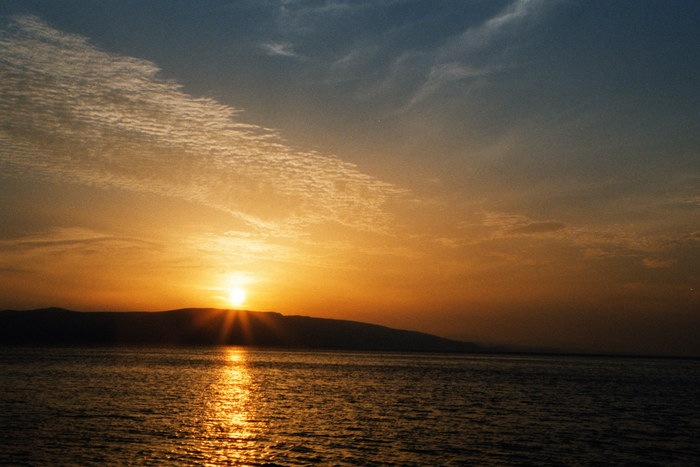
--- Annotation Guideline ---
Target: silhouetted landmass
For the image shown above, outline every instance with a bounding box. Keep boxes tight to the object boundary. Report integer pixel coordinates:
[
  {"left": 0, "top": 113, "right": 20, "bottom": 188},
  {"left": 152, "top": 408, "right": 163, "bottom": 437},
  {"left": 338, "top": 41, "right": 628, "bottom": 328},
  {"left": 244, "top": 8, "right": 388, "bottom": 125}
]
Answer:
[{"left": 0, "top": 308, "right": 479, "bottom": 352}]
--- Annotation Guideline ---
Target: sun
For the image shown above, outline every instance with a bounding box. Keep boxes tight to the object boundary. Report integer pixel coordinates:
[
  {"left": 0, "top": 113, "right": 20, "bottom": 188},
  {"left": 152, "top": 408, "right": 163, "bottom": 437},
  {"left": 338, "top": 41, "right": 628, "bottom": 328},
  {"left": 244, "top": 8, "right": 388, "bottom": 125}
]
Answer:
[{"left": 227, "top": 287, "right": 246, "bottom": 307}]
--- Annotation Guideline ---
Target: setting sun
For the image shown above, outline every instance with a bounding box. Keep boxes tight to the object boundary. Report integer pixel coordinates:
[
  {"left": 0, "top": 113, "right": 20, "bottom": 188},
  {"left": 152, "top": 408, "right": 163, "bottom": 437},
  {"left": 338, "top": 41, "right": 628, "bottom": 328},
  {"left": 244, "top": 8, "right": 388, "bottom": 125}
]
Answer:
[
  {"left": 228, "top": 287, "right": 247, "bottom": 307},
  {"left": 1, "top": 3, "right": 698, "bottom": 360},
  {"left": 1, "top": 4, "right": 699, "bottom": 465}
]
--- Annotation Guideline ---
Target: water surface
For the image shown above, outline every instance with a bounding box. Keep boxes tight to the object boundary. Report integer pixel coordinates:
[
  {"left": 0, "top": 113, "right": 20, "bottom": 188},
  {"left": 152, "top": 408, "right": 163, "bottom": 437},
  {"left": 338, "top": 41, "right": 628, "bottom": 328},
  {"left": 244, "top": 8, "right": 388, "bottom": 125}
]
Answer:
[{"left": 1, "top": 347, "right": 699, "bottom": 465}]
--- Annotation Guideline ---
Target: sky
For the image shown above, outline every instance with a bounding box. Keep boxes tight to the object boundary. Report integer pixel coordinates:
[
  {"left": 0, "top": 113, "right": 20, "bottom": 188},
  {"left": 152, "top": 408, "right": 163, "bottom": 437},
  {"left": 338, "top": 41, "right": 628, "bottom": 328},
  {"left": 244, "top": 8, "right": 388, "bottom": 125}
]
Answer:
[{"left": 1, "top": 0, "right": 698, "bottom": 356}]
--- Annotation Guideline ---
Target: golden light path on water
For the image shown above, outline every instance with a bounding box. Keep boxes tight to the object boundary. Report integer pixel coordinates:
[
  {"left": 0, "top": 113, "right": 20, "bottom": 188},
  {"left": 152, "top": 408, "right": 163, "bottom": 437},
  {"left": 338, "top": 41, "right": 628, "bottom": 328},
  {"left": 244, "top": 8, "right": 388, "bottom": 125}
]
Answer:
[{"left": 201, "top": 348, "right": 261, "bottom": 465}]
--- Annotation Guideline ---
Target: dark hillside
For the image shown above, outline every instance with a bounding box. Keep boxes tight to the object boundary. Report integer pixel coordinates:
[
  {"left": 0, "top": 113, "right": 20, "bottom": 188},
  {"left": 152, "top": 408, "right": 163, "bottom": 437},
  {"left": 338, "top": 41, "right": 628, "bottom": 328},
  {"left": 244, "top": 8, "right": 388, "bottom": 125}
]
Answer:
[{"left": 0, "top": 308, "right": 479, "bottom": 352}]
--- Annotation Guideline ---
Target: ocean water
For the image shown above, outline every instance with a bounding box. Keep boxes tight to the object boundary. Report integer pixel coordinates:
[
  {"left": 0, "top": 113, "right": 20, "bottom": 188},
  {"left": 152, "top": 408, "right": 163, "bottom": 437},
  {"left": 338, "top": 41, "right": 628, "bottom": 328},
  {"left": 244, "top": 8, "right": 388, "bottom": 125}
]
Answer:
[{"left": 1, "top": 347, "right": 699, "bottom": 466}]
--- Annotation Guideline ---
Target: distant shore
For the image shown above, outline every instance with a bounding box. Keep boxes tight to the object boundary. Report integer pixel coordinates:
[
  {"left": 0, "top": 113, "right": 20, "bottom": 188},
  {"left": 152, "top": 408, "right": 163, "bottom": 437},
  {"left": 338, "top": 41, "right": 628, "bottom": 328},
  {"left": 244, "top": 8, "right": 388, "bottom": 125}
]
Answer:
[{"left": 0, "top": 308, "right": 479, "bottom": 353}]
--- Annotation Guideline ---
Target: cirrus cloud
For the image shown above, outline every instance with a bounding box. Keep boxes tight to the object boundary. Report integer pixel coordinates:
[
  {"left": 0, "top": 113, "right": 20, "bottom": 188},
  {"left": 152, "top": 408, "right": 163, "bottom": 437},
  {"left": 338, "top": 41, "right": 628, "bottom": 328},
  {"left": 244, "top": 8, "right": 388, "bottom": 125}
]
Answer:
[{"left": 0, "top": 15, "right": 404, "bottom": 236}]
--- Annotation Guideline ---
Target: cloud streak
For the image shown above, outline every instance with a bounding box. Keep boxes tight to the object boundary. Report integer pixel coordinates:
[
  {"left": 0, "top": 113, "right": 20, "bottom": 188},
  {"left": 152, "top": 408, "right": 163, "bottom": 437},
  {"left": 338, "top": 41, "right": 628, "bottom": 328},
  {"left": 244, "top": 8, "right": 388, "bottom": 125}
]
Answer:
[
  {"left": 0, "top": 228, "right": 154, "bottom": 255},
  {"left": 439, "top": 0, "right": 552, "bottom": 58},
  {"left": 381, "top": 0, "right": 558, "bottom": 111},
  {"left": 261, "top": 41, "right": 300, "bottom": 58},
  {"left": 0, "top": 16, "right": 404, "bottom": 236}
]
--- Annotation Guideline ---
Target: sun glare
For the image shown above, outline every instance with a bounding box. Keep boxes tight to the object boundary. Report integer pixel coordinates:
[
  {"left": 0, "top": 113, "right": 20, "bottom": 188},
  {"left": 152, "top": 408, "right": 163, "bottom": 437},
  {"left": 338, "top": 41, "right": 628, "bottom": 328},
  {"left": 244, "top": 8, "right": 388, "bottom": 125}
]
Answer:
[{"left": 228, "top": 287, "right": 247, "bottom": 307}]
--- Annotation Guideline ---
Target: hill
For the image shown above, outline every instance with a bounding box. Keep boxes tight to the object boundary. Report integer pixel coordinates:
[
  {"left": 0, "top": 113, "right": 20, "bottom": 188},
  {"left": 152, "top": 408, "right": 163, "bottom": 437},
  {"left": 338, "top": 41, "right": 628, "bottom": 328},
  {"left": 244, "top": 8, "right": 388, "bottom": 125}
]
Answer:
[{"left": 0, "top": 308, "right": 479, "bottom": 352}]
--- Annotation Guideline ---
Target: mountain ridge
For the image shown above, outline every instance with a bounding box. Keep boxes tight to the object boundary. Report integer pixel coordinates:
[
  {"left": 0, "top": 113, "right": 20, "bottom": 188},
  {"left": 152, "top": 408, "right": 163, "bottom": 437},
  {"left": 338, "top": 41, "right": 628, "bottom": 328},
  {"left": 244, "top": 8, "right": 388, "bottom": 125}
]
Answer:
[{"left": 0, "top": 308, "right": 479, "bottom": 352}]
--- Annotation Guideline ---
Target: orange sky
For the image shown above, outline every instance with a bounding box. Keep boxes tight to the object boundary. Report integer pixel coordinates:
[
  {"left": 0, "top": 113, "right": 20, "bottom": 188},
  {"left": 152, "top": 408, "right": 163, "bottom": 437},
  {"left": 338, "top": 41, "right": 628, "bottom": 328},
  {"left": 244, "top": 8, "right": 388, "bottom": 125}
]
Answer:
[{"left": 1, "top": 4, "right": 698, "bottom": 356}]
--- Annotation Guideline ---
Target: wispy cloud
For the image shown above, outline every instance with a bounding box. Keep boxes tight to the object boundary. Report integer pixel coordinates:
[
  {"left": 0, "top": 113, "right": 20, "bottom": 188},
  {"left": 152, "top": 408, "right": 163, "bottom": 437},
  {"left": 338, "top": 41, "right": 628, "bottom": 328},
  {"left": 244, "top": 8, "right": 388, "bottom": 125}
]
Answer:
[
  {"left": 643, "top": 257, "right": 676, "bottom": 269},
  {"left": 439, "top": 0, "right": 552, "bottom": 59},
  {"left": 0, "top": 15, "right": 404, "bottom": 236},
  {"left": 401, "top": 62, "right": 497, "bottom": 110},
  {"left": 0, "top": 228, "right": 154, "bottom": 254},
  {"left": 481, "top": 212, "right": 568, "bottom": 239},
  {"left": 376, "top": 0, "right": 558, "bottom": 111},
  {"left": 260, "top": 41, "right": 300, "bottom": 57},
  {"left": 435, "top": 209, "right": 692, "bottom": 271},
  {"left": 275, "top": 0, "right": 364, "bottom": 32},
  {"left": 506, "top": 220, "right": 566, "bottom": 236}
]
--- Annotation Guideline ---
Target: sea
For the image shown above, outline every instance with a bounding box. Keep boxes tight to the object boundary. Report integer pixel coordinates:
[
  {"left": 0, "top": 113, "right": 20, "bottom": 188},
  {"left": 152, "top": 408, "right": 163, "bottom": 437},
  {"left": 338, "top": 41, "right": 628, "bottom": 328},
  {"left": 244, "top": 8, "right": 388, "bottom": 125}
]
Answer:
[{"left": 1, "top": 347, "right": 699, "bottom": 466}]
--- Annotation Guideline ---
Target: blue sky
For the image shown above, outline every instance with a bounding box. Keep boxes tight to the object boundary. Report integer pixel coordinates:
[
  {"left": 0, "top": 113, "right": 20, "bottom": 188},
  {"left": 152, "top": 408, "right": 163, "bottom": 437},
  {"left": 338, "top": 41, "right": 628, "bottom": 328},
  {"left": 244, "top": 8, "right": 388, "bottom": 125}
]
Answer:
[{"left": 1, "top": 1, "right": 698, "bottom": 355}]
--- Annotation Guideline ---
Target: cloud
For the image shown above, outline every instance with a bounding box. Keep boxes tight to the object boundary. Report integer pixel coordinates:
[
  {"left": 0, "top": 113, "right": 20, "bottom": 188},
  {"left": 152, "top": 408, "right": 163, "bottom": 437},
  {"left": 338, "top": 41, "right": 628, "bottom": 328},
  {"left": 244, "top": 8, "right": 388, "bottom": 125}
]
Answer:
[
  {"left": 402, "top": 62, "right": 496, "bottom": 110},
  {"left": 642, "top": 258, "right": 676, "bottom": 269},
  {"left": 439, "top": 0, "right": 552, "bottom": 60},
  {"left": 275, "top": 0, "right": 363, "bottom": 31},
  {"left": 387, "top": 0, "right": 556, "bottom": 111},
  {"left": 0, "top": 228, "right": 155, "bottom": 254},
  {"left": 482, "top": 212, "right": 567, "bottom": 238},
  {"left": 0, "top": 15, "right": 404, "bottom": 236},
  {"left": 451, "top": 210, "right": 689, "bottom": 266},
  {"left": 240, "top": 1, "right": 558, "bottom": 115},
  {"left": 260, "top": 41, "right": 299, "bottom": 57},
  {"left": 507, "top": 221, "right": 566, "bottom": 236}
]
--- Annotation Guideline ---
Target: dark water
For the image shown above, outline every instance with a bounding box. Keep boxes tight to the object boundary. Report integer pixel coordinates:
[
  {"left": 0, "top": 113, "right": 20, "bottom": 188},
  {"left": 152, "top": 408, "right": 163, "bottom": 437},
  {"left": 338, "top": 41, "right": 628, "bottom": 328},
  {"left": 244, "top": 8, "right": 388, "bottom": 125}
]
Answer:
[{"left": 1, "top": 347, "right": 699, "bottom": 466}]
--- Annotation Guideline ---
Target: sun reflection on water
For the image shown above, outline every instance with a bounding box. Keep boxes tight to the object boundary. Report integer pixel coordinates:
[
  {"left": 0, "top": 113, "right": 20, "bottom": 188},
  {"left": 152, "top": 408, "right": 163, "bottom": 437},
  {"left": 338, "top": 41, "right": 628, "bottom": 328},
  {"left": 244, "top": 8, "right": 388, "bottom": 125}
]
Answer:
[{"left": 202, "top": 348, "right": 264, "bottom": 465}]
